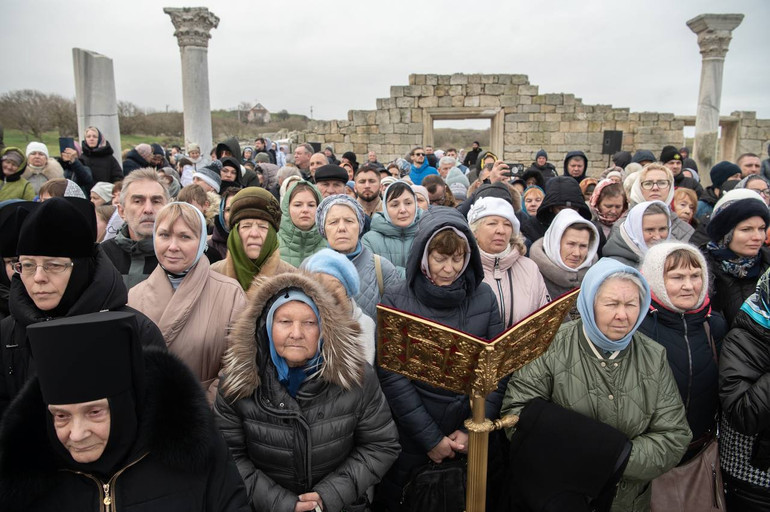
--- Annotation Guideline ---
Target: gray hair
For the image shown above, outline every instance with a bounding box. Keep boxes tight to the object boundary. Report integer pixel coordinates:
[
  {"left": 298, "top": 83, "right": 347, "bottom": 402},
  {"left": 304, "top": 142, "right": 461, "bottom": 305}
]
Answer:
[
  {"left": 277, "top": 165, "right": 302, "bottom": 183},
  {"left": 643, "top": 202, "right": 669, "bottom": 217},
  {"left": 597, "top": 271, "right": 646, "bottom": 307},
  {"left": 119, "top": 168, "right": 170, "bottom": 206},
  {"left": 439, "top": 156, "right": 457, "bottom": 167}
]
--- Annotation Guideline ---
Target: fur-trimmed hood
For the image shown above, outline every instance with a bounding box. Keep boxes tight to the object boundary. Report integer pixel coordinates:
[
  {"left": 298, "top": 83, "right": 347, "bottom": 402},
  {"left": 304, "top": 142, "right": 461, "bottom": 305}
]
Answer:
[
  {"left": 22, "top": 158, "right": 63, "bottom": 180},
  {"left": 220, "top": 271, "right": 365, "bottom": 401}
]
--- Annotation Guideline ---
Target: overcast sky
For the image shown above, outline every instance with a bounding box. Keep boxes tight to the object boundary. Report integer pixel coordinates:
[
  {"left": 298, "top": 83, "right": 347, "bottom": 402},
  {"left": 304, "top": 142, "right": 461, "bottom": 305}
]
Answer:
[{"left": 2, "top": 0, "right": 767, "bottom": 126}]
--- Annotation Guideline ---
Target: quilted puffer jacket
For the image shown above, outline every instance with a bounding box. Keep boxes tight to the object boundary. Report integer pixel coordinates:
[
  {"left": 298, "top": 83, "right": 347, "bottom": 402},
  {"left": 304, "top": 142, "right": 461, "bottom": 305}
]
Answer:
[
  {"left": 350, "top": 245, "right": 401, "bottom": 322},
  {"left": 361, "top": 209, "right": 422, "bottom": 278},
  {"left": 277, "top": 180, "right": 327, "bottom": 267},
  {"left": 214, "top": 272, "right": 400, "bottom": 512},
  {"left": 501, "top": 320, "right": 691, "bottom": 512}
]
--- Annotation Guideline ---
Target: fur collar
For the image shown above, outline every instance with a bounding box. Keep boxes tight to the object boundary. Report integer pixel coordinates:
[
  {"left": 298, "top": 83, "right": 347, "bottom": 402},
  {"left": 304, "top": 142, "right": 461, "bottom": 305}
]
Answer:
[
  {"left": 220, "top": 271, "right": 365, "bottom": 401},
  {"left": 0, "top": 348, "right": 214, "bottom": 509},
  {"left": 22, "top": 159, "right": 63, "bottom": 180}
]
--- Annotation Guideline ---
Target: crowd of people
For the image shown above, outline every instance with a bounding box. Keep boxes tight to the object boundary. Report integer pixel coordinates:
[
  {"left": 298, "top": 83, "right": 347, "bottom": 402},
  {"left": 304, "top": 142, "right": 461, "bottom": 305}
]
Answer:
[{"left": 0, "top": 128, "right": 770, "bottom": 512}]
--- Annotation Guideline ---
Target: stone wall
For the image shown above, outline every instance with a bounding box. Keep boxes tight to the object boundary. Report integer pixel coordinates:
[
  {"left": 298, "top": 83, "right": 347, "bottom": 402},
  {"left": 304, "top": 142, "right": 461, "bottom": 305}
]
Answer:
[{"left": 290, "top": 73, "right": 770, "bottom": 177}]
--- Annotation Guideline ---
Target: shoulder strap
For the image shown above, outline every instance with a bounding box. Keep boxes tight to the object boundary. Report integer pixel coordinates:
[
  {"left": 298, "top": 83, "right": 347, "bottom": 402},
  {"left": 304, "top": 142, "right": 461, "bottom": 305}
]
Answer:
[{"left": 374, "top": 254, "right": 384, "bottom": 297}]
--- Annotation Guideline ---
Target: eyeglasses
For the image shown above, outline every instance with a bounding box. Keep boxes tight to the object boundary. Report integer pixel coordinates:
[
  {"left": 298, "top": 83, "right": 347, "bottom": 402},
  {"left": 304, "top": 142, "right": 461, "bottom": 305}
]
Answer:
[
  {"left": 13, "top": 261, "right": 74, "bottom": 275},
  {"left": 413, "top": 152, "right": 425, "bottom": 157},
  {"left": 640, "top": 180, "right": 671, "bottom": 190},
  {"left": 753, "top": 188, "right": 770, "bottom": 198}
]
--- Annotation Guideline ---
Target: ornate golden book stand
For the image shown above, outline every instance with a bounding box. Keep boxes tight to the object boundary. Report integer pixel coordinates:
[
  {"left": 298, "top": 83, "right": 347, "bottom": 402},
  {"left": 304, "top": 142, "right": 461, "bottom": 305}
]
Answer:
[{"left": 377, "top": 288, "right": 579, "bottom": 512}]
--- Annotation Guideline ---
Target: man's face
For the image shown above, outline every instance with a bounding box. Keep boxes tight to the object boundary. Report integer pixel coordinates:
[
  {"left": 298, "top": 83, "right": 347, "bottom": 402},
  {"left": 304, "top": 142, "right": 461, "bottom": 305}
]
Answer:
[
  {"left": 425, "top": 146, "right": 434, "bottom": 155},
  {"left": 536, "top": 156, "right": 547, "bottom": 166},
  {"left": 438, "top": 162, "right": 453, "bottom": 178},
  {"left": 254, "top": 140, "right": 265, "bottom": 151},
  {"left": 316, "top": 180, "right": 346, "bottom": 198},
  {"left": 118, "top": 180, "right": 168, "bottom": 240},
  {"left": 567, "top": 157, "right": 585, "bottom": 177},
  {"left": 429, "top": 184, "right": 446, "bottom": 205},
  {"left": 367, "top": 151, "right": 377, "bottom": 163},
  {"left": 446, "top": 150, "right": 457, "bottom": 159},
  {"left": 472, "top": 143, "right": 479, "bottom": 150},
  {"left": 49, "top": 399, "right": 111, "bottom": 464},
  {"left": 324, "top": 149, "right": 333, "bottom": 158},
  {"left": 355, "top": 171, "right": 380, "bottom": 202},
  {"left": 412, "top": 149, "right": 425, "bottom": 166},
  {"left": 309, "top": 153, "right": 328, "bottom": 176},
  {"left": 664, "top": 159, "right": 682, "bottom": 176},
  {"left": 680, "top": 148, "right": 689, "bottom": 159},
  {"left": 294, "top": 148, "right": 311, "bottom": 169},
  {"left": 739, "top": 156, "right": 761, "bottom": 177}
]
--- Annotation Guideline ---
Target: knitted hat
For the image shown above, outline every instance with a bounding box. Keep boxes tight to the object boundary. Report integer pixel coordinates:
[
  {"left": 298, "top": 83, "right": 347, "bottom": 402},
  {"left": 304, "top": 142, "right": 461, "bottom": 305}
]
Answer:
[
  {"left": 707, "top": 189, "right": 770, "bottom": 244},
  {"left": 1, "top": 148, "right": 24, "bottom": 167},
  {"left": 90, "top": 182, "right": 114, "bottom": 203},
  {"left": 631, "top": 150, "right": 656, "bottom": 164},
  {"left": 709, "top": 161, "right": 741, "bottom": 189},
  {"left": 467, "top": 196, "right": 520, "bottom": 236},
  {"left": 302, "top": 248, "right": 360, "bottom": 297},
  {"left": 473, "top": 182, "right": 514, "bottom": 205},
  {"left": 659, "top": 146, "right": 681, "bottom": 164},
  {"left": 316, "top": 194, "right": 365, "bottom": 238},
  {"left": 314, "top": 164, "right": 348, "bottom": 183},
  {"left": 159, "top": 166, "right": 181, "bottom": 184},
  {"left": 380, "top": 176, "right": 398, "bottom": 191},
  {"left": 25, "top": 142, "right": 49, "bottom": 158},
  {"left": 17, "top": 197, "right": 96, "bottom": 257},
  {"left": 135, "top": 143, "right": 153, "bottom": 161},
  {"left": 228, "top": 187, "right": 281, "bottom": 231},
  {"left": 193, "top": 161, "right": 222, "bottom": 193},
  {"left": 535, "top": 149, "right": 548, "bottom": 160},
  {"left": 641, "top": 242, "right": 709, "bottom": 313},
  {"left": 186, "top": 142, "right": 200, "bottom": 153},
  {"left": 411, "top": 185, "right": 429, "bottom": 205},
  {"left": 449, "top": 182, "right": 468, "bottom": 202},
  {"left": 342, "top": 151, "right": 358, "bottom": 165},
  {"left": 254, "top": 152, "right": 270, "bottom": 163}
]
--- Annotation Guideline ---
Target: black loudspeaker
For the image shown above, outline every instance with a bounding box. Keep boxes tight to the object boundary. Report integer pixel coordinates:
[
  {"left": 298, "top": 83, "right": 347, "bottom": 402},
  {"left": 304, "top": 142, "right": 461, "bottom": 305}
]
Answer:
[
  {"left": 602, "top": 131, "right": 623, "bottom": 155},
  {"left": 309, "top": 142, "right": 322, "bottom": 153}
]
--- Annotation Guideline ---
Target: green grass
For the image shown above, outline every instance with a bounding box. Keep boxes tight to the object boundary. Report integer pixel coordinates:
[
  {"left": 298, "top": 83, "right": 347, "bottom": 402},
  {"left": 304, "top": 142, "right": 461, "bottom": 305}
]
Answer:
[{"left": 3, "top": 129, "right": 180, "bottom": 153}]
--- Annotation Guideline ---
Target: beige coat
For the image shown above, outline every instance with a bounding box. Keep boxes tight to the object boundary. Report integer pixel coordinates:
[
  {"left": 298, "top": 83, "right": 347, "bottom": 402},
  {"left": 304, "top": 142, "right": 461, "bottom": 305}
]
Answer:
[
  {"left": 128, "top": 257, "right": 246, "bottom": 401},
  {"left": 210, "top": 248, "right": 295, "bottom": 291}
]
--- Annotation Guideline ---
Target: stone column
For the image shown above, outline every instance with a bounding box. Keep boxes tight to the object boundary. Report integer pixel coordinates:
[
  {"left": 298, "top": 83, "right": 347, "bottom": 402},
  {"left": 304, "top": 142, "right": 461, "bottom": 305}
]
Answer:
[
  {"left": 72, "top": 48, "right": 122, "bottom": 168},
  {"left": 687, "top": 13, "right": 743, "bottom": 184},
  {"left": 164, "top": 7, "right": 219, "bottom": 161}
]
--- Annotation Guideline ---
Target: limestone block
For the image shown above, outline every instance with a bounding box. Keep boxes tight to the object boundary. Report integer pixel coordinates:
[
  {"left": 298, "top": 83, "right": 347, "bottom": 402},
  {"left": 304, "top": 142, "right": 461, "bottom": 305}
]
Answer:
[
  {"left": 530, "top": 114, "right": 545, "bottom": 122},
  {"left": 450, "top": 74, "right": 468, "bottom": 85},
  {"left": 588, "top": 132, "right": 603, "bottom": 144},
  {"left": 408, "top": 75, "right": 417, "bottom": 85},
  {"left": 325, "top": 134, "right": 344, "bottom": 143},
  {"left": 353, "top": 143, "right": 368, "bottom": 154},
  {"left": 485, "top": 84, "right": 506, "bottom": 95},
  {"left": 506, "top": 113, "right": 529, "bottom": 122},
  {"left": 467, "top": 84, "right": 482, "bottom": 96},
  {"left": 408, "top": 123, "right": 422, "bottom": 134},
  {"left": 614, "top": 112, "right": 629, "bottom": 121},
  {"left": 421, "top": 85, "right": 435, "bottom": 96},
  {"left": 464, "top": 96, "right": 481, "bottom": 107},
  {"left": 426, "top": 75, "right": 438, "bottom": 85},
  {"left": 418, "top": 97, "right": 438, "bottom": 108},
  {"left": 570, "top": 121, "right": 588, "bottom": 131},
  {"left": 575, "top": 112, "right": 587, "bottom": 121},
  {"left": 366, "top": 112, "right": 376, "bottom": 124},
  {"left": 545, "top": 94, "right": 563, "bottom": 105},
  {"left": 469, "top": 75, "right": 482, "bottom": 84},
  {"left": 438, "top": 96, "right": 453, "bottom": 107},
  {"left": 394, "top": 124, "right": 408, "bottom": 134},
  {"left": 543, "top": 121, "right": 560, "bottom": 132},
  {"left": 376, "top": 110, "right": 390, "bottom": 125},
  {"left": 449, "top": 85, "right": 465, "bottom": 96},
  {"left": 352, "top": 111, "right": 367, "bottom": 125},
  {"left": 560, "top": 122, "right": 570, "bottom": 132},
  {"left": 505, "top": 133, "right": 527, "bottom": 145},
  {"left": 505, "top": 122, "right": 518, "bottom": 132},
  {"left": 659, "top": 113, "right": 675, "bottom": 121},
  {"left": 550, "top": 132, "right": 565, "bottom": 144},
  {"left": 519, "top": 95, "right": 532, "bottom": 105},
  {"left": 498, "top": 75, "right": 511, "bottom": 85},
  {"left": 541, "top": 105, "right": 556, "bottom": 113},
  {"left": 435, "top": 85, "right": 448, "bottom": 96},
  {"left": 414, "top": 75, "right": 426, "bottom": 85},
  {"left": 545, "top": 113, "right": 561, "bottom": 122},
  {"left": 556, "top": 105, "right": 572, "bottom": 114},
  {"left": 519, "top": 85, "right": 539, "bottom": 96},
  {"left": 481, "top": 75, "right": 496, "bottom": 84},
  {"left": 500, "top": 95, "right": 519, "bottom": 107},
  {"left": 406, "top": 85, "right": 422, "bottom": 97},
  {"left": 391, "top": 86, "right": 405, "bottom": 98},
  {"left": 511, "top": 75, "right": 529, "bottom": 85},
  {"left": 438, "top": 75, "right": 450, "bottom": 85},
  {"left": 396, "top": 97, "right": 416, "bottom": 108},
  {"left": 563, "top": 94, "right": 575, "bottom": 106},
  {"left": 504, "top": 85, "right": 518, "bottom": 95},
  {"left": 411, "top": 109, "right": 423, "bottom": 123},
  {"left": 588, "top": 121, "right": 602, "bottom": 132},
  {"left": 522, "top": 105, "right": 540, "bottom": 113},
  {"left": 452, "top": 96, "right": 465, "bottom": 107},
  {"left": 369, "top": 135, "right": 384, "bottom": 144},
  {"left": 533, "top": 96, "right": 545, "bottom": 105},
  {"left": 385, "top": 134, "right": 401, "bottom": 144},
  {"left": 565, "top": 132, "right": 589, "bottom": 145},
  {"left": 380, "top": 123, "right": 394, "bottom": 134},
  {"left": 640, "top": 113, "right": 658, "bottom": 121},
  {"left": 479, "top": 96, "right": 500, "bottom": 107}
]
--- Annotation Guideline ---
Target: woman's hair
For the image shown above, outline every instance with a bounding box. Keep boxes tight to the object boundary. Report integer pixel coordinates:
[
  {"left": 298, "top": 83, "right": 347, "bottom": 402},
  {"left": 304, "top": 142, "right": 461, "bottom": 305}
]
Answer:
[
  {"left": 664, "top": 248, "right": 703, "bottom": 274},
  {"left": 597, "top": 182, "right": 625, "bottom": 203},
  {"left": 95, "top": 204, "right": 116, "bottom": 223},
  {"left": 178, "top": 183, "right": 208, "bottom": 206},
  {"left": 38, "top": 178, "right": 67, "bottom": 198},
  {"left": 597, "top": 271, "right": 646, "bottom": 307},
  {"left": 428, "top": 229, "right": 467, "bottom": 257},
  {"left": 112, "top": 180, "right": 123, "bottom": 197},
  {"left": 385, "top": 181, "right": 412, "bottom": 202},
  {"left": 643, "top": 202, "right": 669, "bottom": 217},
  {"left": 672, "top": 188, "right": 697, "bottom": 209},
  {"left": 565, "top": 222, "right": 596, "bottom": 243},
  {"left": 523, "top": 187, "right": 544, "bottom": 200},
  {"left": 220, "top": 185, "right": 242, "bottom": 203},
  {"left": 277, "top": 166, "right": 301, "bottom": 182},
  {"left": 154, "top": 202, "right": 202, "bottom": 238},
  {"left": 289, "top": 182, "right": 317, "bottom": 202}
]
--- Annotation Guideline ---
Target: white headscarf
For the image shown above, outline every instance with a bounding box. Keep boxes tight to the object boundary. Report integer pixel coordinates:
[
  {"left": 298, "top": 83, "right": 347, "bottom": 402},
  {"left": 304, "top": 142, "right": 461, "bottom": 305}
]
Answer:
[
  {"left": 543, "top": 209, "right": 600, "bottom": 272},
  {"left": 629, "top": 165, "right": 675, "bottom": 205},
  {"left": 621, "top": 200, "right": 671, "bottom": 256}
]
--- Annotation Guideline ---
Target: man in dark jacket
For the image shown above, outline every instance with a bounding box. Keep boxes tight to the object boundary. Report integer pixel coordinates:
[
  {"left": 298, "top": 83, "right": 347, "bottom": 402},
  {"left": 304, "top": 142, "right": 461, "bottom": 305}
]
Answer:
[
  {"left": 101, "top": 168, "right": 168, "bottom": 289},
  {"left": 563, "top": 150, "right": 588, "bottom": 183},
  {"left": 122, "top": 143, "right": 153, "bottom": 175},
  {"left": 526, "top": 149, "right": 557, "bottom": 181},
  {"left": 463, "top": 141, "right": 482, "bottom": 168},
  {"left": 696, "top": 161, "right": 742, "bottom": 221},
  {"left": 0, "top": 311, "right": 250, "bottom": 512},
  {"left": 660, "top": 145, "right": 703, "bottom": 196}
]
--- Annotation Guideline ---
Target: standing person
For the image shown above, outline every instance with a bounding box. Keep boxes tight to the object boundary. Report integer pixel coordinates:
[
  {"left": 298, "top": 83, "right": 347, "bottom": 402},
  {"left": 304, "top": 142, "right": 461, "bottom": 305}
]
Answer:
[
  {"left": 626, "top": 163, "right": 693, "bottom": 242},
  {"left": 660, "top": 145, "right": 702, "bottom": 195},
  {"left": 502, "top": 258, "right": 691, "bottom": 512},
  {"left": 128, "top": 202, "right": 245, "bottom": 400},
  {"left": 186, "top": 142, "right": 208, "bottom": 171},
  {"left": 719, "top": 268, "right": 770, "bottom": 510},
  {"left": 122, "top": 143, "right": 153, "bottom": 175},
  {"left": 563, "top": 150, "right": 588, "bottom": 183},
  {"left": 23, "top": 142, "right": 64, "bottom": 195},
  {"left": 0, "top": 148, "right": 35, "bottom": 201},
  {"left": 589, "top": 179, "right": 627, "bottom": 238},
  {"left": 210, "top": 187, "right": 294, "bottom": 292},
  {"left": 520, "top": 175, "right": 594, "bottom": 244},
  {"left": 355, "top": 164, "right": 383, "bottom": 224},
  {"left": 277, "top": 180, "right": 326, "bottom": 266},
  {"left": 79, "top": 126, "right": 123, "bottom": 183},
  {"left": 463, "top": 141, "right": 482, "bottom": 169},
  {"left": 0, "top": 197, "right": 165, "bottom": 417},
  {"left": 526, "top": 149, "right": 557, "bottom": 181},
  {"left": 214, "top": 271, "right": 400, "bottom": 512},
  {"left": 101, "top": 169, "right": 169, "bottom": 289},
  {"left": 703, "top": 189, "right": 770, "bottom": 328},
  {"left": 603, "top": 201, "right": 671, "bottom": 268},
  {"left": 468, "top": 196, "right": 549, "bottom": 328},
  {"left": 697, "top": 161, "right": 743, "bottom": 221},
  {"left": 313, "top": 164, "right": 349, "bottom": 198},
  {"left": 0, "top": 311, "right": 251, "bottom": 512},
  {"left": 406, "top": 147, "right": 438, "bottom": 186},
  {"left": 293, "top": 143, "right": 313, "bottom": 180},
  {"left": 522, "top": 185, "right": 545, "bottom": 218}
]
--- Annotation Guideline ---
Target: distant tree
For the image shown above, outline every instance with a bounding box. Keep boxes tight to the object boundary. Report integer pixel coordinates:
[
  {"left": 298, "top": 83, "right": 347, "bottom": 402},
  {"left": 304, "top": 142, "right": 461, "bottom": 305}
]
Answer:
[
  {"left": 275, "top": 109, "right": 290, "bottom": 121},
  {"left": 0, "top": 89, "right": 77, "bottom": 139}
]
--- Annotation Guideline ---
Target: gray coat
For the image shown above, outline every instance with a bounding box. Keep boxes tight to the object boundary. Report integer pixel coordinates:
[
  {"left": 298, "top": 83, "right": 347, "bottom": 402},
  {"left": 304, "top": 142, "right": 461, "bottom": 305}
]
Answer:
[{"left": 351, "top": 245, "right": 401, "bottom": 322}]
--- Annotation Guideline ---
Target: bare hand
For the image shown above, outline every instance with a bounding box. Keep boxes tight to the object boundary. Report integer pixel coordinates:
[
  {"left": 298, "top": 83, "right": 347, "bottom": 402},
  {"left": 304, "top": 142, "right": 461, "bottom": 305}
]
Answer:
[
  {"left": 61, "top": 148, "right": 78, "bottom": 163},
  {"left": 489, "top": 160, "right": 511, "bottom": 182},
  {"left": 448, "top": 430, "right": 469, "bottom": 454},
  {"left": 295, "top": 492, "right": 323, "bottom": 512},
  {"left": 427, "top": 436, "right": 465, "bottom": 463}
]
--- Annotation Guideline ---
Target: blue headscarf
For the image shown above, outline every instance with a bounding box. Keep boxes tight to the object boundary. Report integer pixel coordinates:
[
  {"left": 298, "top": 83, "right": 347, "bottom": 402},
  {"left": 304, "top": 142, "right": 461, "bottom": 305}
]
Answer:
[
  {"left": 266, "top": 289, "right": 324, "bottom": 397},
  {"left": 577, "top": 258, "right": 651, "bottom": 352},
  {"left": 740, "top": 267, "right": 770, "bottom": 329}
]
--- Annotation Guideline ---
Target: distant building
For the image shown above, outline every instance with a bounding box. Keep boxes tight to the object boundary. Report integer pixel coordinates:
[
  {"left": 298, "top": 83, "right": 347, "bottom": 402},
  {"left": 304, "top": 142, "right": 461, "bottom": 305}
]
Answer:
[{"left": 247, "top": 103, "right": 271, "bottom": 124}]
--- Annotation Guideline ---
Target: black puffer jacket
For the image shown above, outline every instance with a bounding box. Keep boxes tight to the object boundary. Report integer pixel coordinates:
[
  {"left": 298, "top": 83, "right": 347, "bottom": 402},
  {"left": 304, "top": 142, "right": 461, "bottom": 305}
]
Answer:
[
  {"left": 704, "top": 246, "right": 770, "bottom": 328},
  {"left": 520, "top": 176, "right": 593, "bottom": 243},
  {"left": 0, "top": 347, "right": 250, "bottom": 512},
  {"left": 638, "top": 300, "right": 726, "bottom": 451},
  {"left": 214, "top": 271, "right": 400, "bottom": 512},
  {"left": 121, "top": 148, "right": 151, "bottom": 175},
  {"left": 719, "top": 310, "right": 770, "bottom": 494},
  {"left": 0, "top": 248, "right": 165, "bottom": 417},
  {"left": 80, "top": 140, "right": 123, "bottom": 183},
  {"left": 377, "top": 207, "right": 504, "bottom": 506}
]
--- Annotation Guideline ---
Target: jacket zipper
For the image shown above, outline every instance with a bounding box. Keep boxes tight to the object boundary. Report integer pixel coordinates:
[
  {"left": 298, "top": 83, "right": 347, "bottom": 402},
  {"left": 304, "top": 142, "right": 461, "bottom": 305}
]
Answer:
[
  {"left": 494, "top": 258, "right": 505, "bottom": 323},
  {"left": 67, "top": 453, "right": 148, "bottom": 511},
  {"left": 682, "top": 314, "right": 693, "bottom": 411}
]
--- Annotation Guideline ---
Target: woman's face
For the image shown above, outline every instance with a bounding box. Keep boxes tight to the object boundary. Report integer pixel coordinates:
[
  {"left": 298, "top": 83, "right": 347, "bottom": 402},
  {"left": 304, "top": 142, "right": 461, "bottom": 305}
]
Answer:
[
  {"left": 642, "top": 214, "right": 669, "bottom": 247},
  {"left": 415, "top": 194, "right": 429, "bottom": 211},
  {"left": 608, "top": 175, "right": 622, "bottom": 184},
  {"left": 154, "top": 217, "right": 200, "bottom": 274},
  {"left": 221, "top": 166, "right": 238, "bottom": 182},
  {"left": 84, "top": 129, "right": 99, "bottom": 148},
  {"left": 728, "top": 216, "right": 767, "bottom": 258},
  {"left": 597, "top": 195, "right": 624, "bottom": 222},
  {"left": 90, "top": 191, "right": 106, "bottom": 207},
  {"left": 289, "top": 190, "right": 318, "bottom": 231},
  {"left": 524, "top": 194, "right": 542, "bottom": 216},
  {"left": 27, "top": 151, "right": 47, "bottom": 168},
  {"left": 428, "top": 249, "right": 465, "bottom": 286},
  {"left": 583, "top": 185, "right": 596, "bottom": 202},
  {"left": 386, "top": 191, "right": 416, "bottom": 228},
  {"left": 2, "top": 158, "right": 20, "bottom": 176},
  {"left": 474, "top": 216, "right": 512, "bottom": 254},
  {"left": 559, "top": 227, "right": 590, "bottom": 269},
  {"left": 640, "top": 170, "right": 671, "bottom": 202},
  {"left": 324, "top": 204, "right": 359, "bottom": 254},
  {"left": 96, "top": 214, "right": 108, "bottom": 243},
  {"left": 223, "top": 196, "right": 235, "bottom": 228},
  {"left": 188, "top": 149, "right": 200, "bottom": 160},
  {"left": 673, "top": 198, "right": 694, "bottom": 223},
  {"left": 594, "top": 278, "right": 641, "bottom": 341},
  {"left": 237, "top": 218, "right": 270, "bottom": 259},
  {"left": 271, "top": 301, "right": 320, "bottom": 367},
  {"left": 18, "top": 256, "right": 73, "bottom": 311},
  {"left": 664, "top": 262, "right": 703, "bottom": 311}
]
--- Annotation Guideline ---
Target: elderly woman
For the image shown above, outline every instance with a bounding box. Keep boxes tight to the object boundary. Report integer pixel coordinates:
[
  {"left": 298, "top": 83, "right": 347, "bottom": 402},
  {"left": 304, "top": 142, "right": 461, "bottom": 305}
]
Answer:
[
  {"left": 22, "top": 142, "right": 64, "bottom": 195},
  {"left": 590, "top": 179, "right": 627, "bottom": 238},
  {"left": 603, "top": 201, "right": 670, "bottom": 268},
  {"left": 624, "top": 162, "right": 692, "bottom": 242},
  {"left": 468, "top": 196, "right": 549, "bottom": 328},
  {"left": 736, "top": 174, "right": 770, "bottom": 207},
  {"left": 79, "top": 126, "right": 123, "bottom": 183},
  {"left": 639, "top": 242, "right": 727, "bottom": 464},
  {"left": 278, "top": 180, "right": 326, "bottom": 266},
  {"left": 316, "top": 194, "right": 400, "bottom": 322},
  {"left": 703, "top": 189, "right": 770, "bottom": 328},
  {"left": 0, "top": 197, "right": 164, "bottom": 417},
  {"left": 529, "top": 208, "right": 600, "bottom": 300},
  {"left": 502, "top": 258, "right": 691, "bottom": 512},
  {"left": 377, "top": 206, "right": 504, "bottom": 510},
  {"left": 214, "top": 271, "right": 400, "bottom": 512},
  {"left": 128, "top": 202, "right": 245, "bottom": 399},
  {"left": 211, "top": 187, "right": 294, "bottom": 291},
  {"left": 719, "top": 268, "right": 770, "bottom": 510},
  {"left": 362, "top": 180, "right": 423, "bottom": 277},
  {"left": 0, "top": 148, "right": 35, "bottom": 201}
]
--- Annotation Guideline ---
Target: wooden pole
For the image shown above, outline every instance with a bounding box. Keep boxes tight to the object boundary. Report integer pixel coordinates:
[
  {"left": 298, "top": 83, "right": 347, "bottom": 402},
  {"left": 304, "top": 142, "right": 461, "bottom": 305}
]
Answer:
[{"left": 465, "top": 394, "right": 489, "bottom": 512}]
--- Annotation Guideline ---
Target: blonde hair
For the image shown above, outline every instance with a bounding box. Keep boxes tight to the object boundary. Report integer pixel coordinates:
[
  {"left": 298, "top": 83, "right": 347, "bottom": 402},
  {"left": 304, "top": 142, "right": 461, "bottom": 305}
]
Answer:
[{"left": 154, "top": 202, "right": 202, "bottom": 238}]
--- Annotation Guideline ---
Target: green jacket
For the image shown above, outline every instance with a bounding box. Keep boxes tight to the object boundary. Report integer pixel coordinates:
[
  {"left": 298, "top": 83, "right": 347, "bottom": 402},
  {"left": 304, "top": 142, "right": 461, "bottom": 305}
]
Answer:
[
  {"left": 501, "top": 320, "right": 691, "bottom": 512},
  {"left": 361, "top": 210, "right": 422, "bottom": 278},
  {"left": 277, "top": 180, "right": 326, "bottom": 267},
  {"left": 0, "top": 177, "right": 34, "bottom": 201}
]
